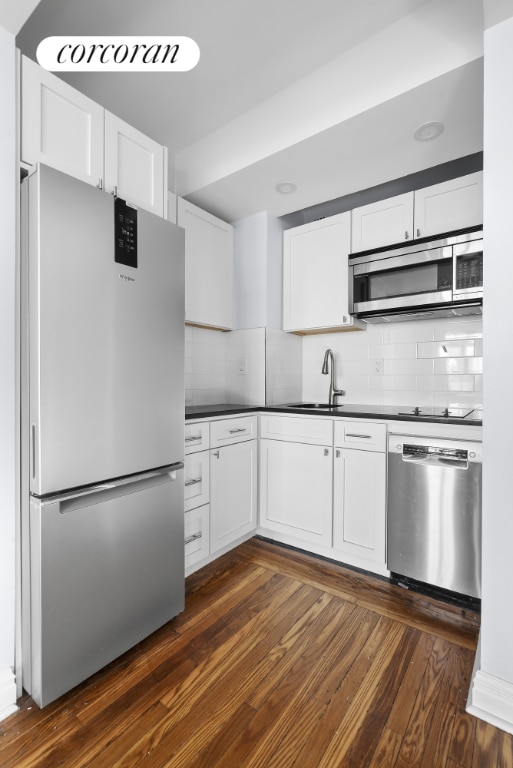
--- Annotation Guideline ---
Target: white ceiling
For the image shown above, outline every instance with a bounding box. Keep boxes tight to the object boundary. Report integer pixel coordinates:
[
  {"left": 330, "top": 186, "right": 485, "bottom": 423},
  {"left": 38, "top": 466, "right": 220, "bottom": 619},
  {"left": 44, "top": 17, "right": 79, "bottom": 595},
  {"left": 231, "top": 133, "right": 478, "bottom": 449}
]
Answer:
[{"left": 15, "top": 0, "right": 486, "bottom": 222}]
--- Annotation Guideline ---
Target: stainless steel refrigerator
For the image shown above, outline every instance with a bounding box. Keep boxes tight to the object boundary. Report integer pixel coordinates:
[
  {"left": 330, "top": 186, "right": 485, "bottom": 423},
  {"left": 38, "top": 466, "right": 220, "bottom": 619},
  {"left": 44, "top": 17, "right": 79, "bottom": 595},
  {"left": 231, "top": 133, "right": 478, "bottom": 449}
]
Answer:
[{"left": 20, "top": 164, "right": 185, "bottom": 708}]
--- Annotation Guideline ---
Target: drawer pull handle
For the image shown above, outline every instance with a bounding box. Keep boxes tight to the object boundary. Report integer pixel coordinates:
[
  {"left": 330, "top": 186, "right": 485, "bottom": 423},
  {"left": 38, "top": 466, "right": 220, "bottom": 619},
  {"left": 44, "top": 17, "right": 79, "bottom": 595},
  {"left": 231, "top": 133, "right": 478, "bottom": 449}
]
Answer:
[
  {"left": 185, "top": 435, "right": 202, "bottom": 443},
  {"left": 185, "top": 478, "right": 201, "bottom": 487},
  {"left": 185, "top": 532, "right": 202, "bottom": 546},
  {"left": 346, "top": 433, "right": 372, "bottom": 439},
  {"left": 212, "top": 451, "right": 220, "bottom": 458},
  {"left": 229, "top": 427, "right": 247, "bottom": 434}
]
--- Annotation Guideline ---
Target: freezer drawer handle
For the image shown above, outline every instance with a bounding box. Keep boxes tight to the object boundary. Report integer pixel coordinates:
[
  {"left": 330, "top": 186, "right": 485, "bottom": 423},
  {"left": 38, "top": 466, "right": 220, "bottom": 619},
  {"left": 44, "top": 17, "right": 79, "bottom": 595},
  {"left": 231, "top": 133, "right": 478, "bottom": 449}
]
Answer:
[
  {"left": 229, "top": 427, "right": 247, "bottom": 434},
  {"left": 52, "top": 463, "right": 184, "bottom": 512},
  {"left": 185, "top": 532, "right": 202, "bottom": 546},
  {"left": 346, "top": 433, "right": 372, "bottom": 439},
  {"left": 185, "top": 478, "right": 202, "bottom": 487},
  {"left": 185, "top": 435, "right": 202, "bottom": 443}
]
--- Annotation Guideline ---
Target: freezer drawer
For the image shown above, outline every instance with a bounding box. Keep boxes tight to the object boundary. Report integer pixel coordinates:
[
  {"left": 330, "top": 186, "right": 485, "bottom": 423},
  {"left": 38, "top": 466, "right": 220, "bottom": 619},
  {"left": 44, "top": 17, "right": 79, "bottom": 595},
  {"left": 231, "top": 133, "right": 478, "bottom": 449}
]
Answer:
[{"left": 23, "top": 466, "right": 184, "bottom": 708}]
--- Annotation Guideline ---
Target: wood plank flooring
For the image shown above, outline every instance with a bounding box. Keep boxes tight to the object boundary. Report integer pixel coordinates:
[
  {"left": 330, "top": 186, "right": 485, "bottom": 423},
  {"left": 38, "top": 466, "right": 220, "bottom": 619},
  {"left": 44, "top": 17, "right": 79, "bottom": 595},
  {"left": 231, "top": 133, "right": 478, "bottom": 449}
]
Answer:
[{"left": 1, "top": 537, "right": 512, "bottom": 767}]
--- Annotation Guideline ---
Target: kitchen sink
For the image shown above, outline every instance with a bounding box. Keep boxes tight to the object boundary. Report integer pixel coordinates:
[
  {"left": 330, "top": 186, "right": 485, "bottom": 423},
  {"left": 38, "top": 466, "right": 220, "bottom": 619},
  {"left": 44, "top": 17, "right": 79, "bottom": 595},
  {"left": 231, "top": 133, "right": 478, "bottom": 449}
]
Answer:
[{"left": 286, "top": 402, "right": 345, "bottom": 409}]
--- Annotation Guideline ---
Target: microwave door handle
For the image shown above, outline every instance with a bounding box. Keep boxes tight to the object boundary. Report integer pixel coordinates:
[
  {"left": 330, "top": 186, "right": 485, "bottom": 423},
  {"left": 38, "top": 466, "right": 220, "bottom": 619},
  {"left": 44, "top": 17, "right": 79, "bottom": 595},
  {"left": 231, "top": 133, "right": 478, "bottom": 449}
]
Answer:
[{"left": 352, "top": 246, "right": 452, "bottom": 276}]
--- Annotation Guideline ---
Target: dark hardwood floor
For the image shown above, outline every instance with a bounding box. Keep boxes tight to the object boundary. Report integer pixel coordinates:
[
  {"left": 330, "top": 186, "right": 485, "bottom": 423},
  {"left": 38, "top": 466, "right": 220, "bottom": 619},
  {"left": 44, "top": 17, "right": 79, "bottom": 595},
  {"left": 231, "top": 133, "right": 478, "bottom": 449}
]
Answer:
[{"left": 1, "top": 537, "right": 512, "bottom": 767}]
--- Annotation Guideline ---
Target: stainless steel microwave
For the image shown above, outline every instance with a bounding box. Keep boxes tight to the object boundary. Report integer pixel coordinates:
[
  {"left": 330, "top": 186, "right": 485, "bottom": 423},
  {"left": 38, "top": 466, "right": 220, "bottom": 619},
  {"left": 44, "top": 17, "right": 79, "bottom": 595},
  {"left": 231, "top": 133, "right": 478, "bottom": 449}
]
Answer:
[{"left": 349, "top": 228, "right": 483, "bottom": 323}]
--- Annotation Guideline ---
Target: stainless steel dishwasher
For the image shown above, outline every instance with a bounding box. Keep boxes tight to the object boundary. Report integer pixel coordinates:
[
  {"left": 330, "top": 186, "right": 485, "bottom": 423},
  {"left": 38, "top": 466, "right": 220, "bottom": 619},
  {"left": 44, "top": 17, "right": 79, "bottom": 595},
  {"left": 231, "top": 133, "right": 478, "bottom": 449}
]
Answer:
[{"left": 387, "top": 434, "right": 482, "bottom": 599}]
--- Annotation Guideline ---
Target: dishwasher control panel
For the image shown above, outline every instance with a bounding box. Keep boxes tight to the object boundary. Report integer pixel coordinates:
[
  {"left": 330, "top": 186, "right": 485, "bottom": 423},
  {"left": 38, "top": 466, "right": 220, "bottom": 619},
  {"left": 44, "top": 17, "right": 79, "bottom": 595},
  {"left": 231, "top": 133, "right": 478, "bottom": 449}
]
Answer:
[{"left": 388, "top": 435, "right": 482, "bottom": 463}]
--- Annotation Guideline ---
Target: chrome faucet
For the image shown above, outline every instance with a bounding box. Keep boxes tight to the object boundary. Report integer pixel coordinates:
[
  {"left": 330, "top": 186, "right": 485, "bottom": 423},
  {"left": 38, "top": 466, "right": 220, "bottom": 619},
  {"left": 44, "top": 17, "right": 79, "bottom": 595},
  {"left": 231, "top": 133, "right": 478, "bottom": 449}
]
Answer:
[{"left": 322, "top": 348, "right": 345, "bottom": 405}]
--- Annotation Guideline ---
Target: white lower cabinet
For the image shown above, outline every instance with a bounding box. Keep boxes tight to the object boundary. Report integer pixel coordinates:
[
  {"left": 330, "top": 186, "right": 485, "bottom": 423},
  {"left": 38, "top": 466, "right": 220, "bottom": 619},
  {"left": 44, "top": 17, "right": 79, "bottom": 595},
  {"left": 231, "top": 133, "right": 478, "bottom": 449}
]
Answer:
[
  {"left": 259, "top": 439, "right": 333, "bottom": 548},
  {"left": 210, "top": 439, "right": 258, "bottom": 554},
  {"left": 184, "top": 416, "right": 258, "bottom": 573},
  {"left": 333, "top": 448, "right": 386, "bottom": 571},
  {"left": 259, "top": 414, "right": 388, "bottom": 576}
]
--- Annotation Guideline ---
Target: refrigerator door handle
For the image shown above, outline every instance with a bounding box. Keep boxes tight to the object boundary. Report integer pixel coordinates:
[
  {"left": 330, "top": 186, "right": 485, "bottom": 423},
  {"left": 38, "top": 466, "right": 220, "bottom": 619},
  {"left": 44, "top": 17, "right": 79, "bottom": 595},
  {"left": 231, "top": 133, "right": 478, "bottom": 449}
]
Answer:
[{"left": 31, "top": 424, "right": 37, "bottom": 481}]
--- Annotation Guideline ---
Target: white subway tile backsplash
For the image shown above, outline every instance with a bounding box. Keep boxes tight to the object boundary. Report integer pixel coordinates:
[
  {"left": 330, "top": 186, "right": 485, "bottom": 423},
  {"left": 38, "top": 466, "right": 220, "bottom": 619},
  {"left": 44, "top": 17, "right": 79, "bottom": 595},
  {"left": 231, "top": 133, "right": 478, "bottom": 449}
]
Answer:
[
  {"left": 417, "top": 339, "right": 475, "bottom": 358},
  {"left": 381, "top": 375, "right": 418, "bottom": 391},
  {"left": 302, "top": 315, "right": 482, "bottom": 408},
  {"left": 184, "top": 315, "right": 483, "bottom": 410},
  {"left": 383, "top": 320, "right": 435, "bottom": 344},
  {"left": 384, "top": 358, "right": 434, "bottom": 375},
  {"left": 433, "top": 318, "right": 483, "bottom": 340},
  {"left": 434, "top": 357, "right": 483, "bottom": 374},
  {"left": 418, "top": 374, "right": 476, "bottom": 392},
  {"left": 383, "top": 390, "right": 434, "bottom": 408},
  {"left": 369, "top": 342, "right": 418, "bottom": 359},
  {"left": 192, "top": 357, "right": 226, "bottom": 375}
]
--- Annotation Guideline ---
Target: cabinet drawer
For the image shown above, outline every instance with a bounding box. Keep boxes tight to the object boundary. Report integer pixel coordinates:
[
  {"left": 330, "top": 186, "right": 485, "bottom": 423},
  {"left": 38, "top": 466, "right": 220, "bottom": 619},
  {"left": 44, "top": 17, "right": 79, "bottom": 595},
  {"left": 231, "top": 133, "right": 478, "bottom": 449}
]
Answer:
[
  {"left": 210, "top": 415, "right": 257, "bottom": 446},
  {"left": 185, "top": 421, "right": 210, "bottom": 454},
  {"left": 260, "top": 414, "right": 332, "bottom": 445},
  {"left": 334, "top": 420, "right": 386, "bottom": 452},
  {"left": 184, "top": 451, "right": 210, "bottom": 511},
  {"left": 185, "top": 504, "right": 210, "bottom": 568}
]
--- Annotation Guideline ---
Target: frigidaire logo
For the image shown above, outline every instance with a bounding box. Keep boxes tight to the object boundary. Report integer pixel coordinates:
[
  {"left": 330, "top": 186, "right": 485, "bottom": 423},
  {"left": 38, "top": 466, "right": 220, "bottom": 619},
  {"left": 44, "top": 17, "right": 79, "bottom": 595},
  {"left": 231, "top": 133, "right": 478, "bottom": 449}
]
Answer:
[
  {"left": 37, "top": 36, "right": 200, "bottom": 72},
  {"left": 119, "top": 274, "right": 135, "bottom": 282}
]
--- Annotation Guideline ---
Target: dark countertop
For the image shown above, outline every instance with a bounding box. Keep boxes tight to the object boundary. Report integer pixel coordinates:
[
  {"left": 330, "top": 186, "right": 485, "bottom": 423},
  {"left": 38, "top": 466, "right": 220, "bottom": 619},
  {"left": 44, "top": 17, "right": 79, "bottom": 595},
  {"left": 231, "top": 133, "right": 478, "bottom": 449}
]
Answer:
[{"left": 185, "top": 403, "right": 482, "bottom": 427}]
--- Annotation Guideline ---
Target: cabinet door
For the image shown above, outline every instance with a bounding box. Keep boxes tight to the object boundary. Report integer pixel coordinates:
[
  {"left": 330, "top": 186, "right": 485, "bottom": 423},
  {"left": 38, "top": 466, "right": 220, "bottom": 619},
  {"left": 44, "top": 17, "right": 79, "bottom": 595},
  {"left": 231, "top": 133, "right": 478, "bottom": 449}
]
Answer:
[
  {"left": 259, "top": 439, "right": 332, "bottom": 547},
  {"left": 104, "top": 111, "right": 165, "bottom": 217},
  {"left": 21, "top": 55, "right": 104, "bottom": 187},
  {"left": 177, "top": 199, "right": 234, "bottom": 330},
  {"left": 414, "top": 172, "right": 483, "bottom": 239},
  {"left": 283, "top": 211, "right": 352, "bottom": 332},
  {"left": 210, "top": 440, "right": 257, "bottom": 553},
  {"left": 351, "top": 192, "right": 414, "bottom": 252},
  {"left": 333, "top": 448, "right": 386, "bottom": 568}
]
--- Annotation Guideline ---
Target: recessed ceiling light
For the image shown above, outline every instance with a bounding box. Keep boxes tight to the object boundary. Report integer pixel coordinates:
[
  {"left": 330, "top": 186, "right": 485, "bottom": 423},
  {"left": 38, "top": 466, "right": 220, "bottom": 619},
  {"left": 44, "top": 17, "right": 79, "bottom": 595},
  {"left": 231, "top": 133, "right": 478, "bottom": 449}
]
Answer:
[
  {"left": 275, "top": 181, "right": 297, "bottom": 194},
  {"left": 414, "top": 121, "right": 444, "bottom": 142}
]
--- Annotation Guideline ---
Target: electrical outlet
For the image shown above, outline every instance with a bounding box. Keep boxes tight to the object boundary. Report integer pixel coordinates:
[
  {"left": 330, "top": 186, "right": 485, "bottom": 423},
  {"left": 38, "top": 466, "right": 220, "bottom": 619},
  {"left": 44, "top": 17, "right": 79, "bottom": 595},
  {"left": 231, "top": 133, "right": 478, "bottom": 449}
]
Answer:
[
  {"left": 374, "top": 359, "right": 384, "bottom": 375},
  {"left": 238, "top": 357, "right": 247, "bottom": 375}
]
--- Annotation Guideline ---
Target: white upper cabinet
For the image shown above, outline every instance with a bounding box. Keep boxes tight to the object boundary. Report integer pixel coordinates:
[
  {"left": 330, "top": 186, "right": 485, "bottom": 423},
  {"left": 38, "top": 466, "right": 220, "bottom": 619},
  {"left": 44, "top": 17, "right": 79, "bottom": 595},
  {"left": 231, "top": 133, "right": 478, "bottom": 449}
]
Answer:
[
  {"left": 351, "top": 192, "right": 414, "bottom": 252},
  {"left": 20, "top": 55, "right": 167, "bottom": 218},
  {"left": 104, "top": 111, "right": 166, "bottom": 217},
  {"left": 21, "top": 55, "right": 104, "bottom": 188},
  {"left": 283, "top": 211, "right": 362, "bottom": 333},
  {"left": 413, "top": 172, "right": 483, "bottom": 239},
  {"left": 351, "top": 172, "right": 483, "bottom": 252},
  {"left": 177, "top": 198, "right": 234, "bottom": 330}
]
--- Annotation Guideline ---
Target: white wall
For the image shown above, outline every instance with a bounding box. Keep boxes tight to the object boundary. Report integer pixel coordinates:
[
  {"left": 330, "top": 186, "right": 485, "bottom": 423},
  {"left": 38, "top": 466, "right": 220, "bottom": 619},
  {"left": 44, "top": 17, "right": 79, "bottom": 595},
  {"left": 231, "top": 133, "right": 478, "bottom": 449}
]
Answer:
[
  {"left": 468, "top": 12, "right": 513, "bottom": 732},
  {"left": 0, "top": 24, "right": 18, "bottom": 719},
  {"left": 234, "top": 213, "right": 268, "bottom": 329},
  {"left": 234, "top": 212, "right": 284, "bottom": 330},
  {"left": 481, "top": 16, "right": 513, "bottom": 679}
]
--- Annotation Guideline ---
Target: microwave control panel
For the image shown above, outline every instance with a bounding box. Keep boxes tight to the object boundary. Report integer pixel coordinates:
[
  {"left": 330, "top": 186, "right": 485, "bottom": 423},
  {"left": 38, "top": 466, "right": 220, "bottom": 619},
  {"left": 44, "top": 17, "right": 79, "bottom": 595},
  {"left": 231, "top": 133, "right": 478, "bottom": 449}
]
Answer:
[{"left": 455, "top": 252, "right": 483, "bottom": 290}]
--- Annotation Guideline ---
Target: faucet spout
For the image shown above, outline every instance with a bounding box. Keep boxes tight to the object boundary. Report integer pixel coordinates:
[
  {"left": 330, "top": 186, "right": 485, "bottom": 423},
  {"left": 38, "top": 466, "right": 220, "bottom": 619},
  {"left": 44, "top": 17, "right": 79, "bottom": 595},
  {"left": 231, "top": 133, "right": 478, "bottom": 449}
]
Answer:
[{"left": 321, "top": 348, "right": 345, "bottom": 405}]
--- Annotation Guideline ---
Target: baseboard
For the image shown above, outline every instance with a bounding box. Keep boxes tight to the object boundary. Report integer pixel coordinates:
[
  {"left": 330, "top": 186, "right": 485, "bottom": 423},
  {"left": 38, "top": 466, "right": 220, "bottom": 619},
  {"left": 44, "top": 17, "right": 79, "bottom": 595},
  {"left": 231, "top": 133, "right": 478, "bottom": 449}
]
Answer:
[
  {"left": 468, "top": 651, "right": 513, "bottom": 735},
  {"left": 0, "top": 667, "right": 18, "bottom": 722}
]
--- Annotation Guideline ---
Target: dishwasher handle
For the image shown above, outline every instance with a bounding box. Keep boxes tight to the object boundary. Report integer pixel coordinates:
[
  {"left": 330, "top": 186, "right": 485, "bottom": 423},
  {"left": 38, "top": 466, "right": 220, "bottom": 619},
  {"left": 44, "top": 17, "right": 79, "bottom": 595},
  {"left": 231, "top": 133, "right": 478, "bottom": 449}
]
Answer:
[{"left": 402, "top": 451, "right": 468, "bottom": 469}]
